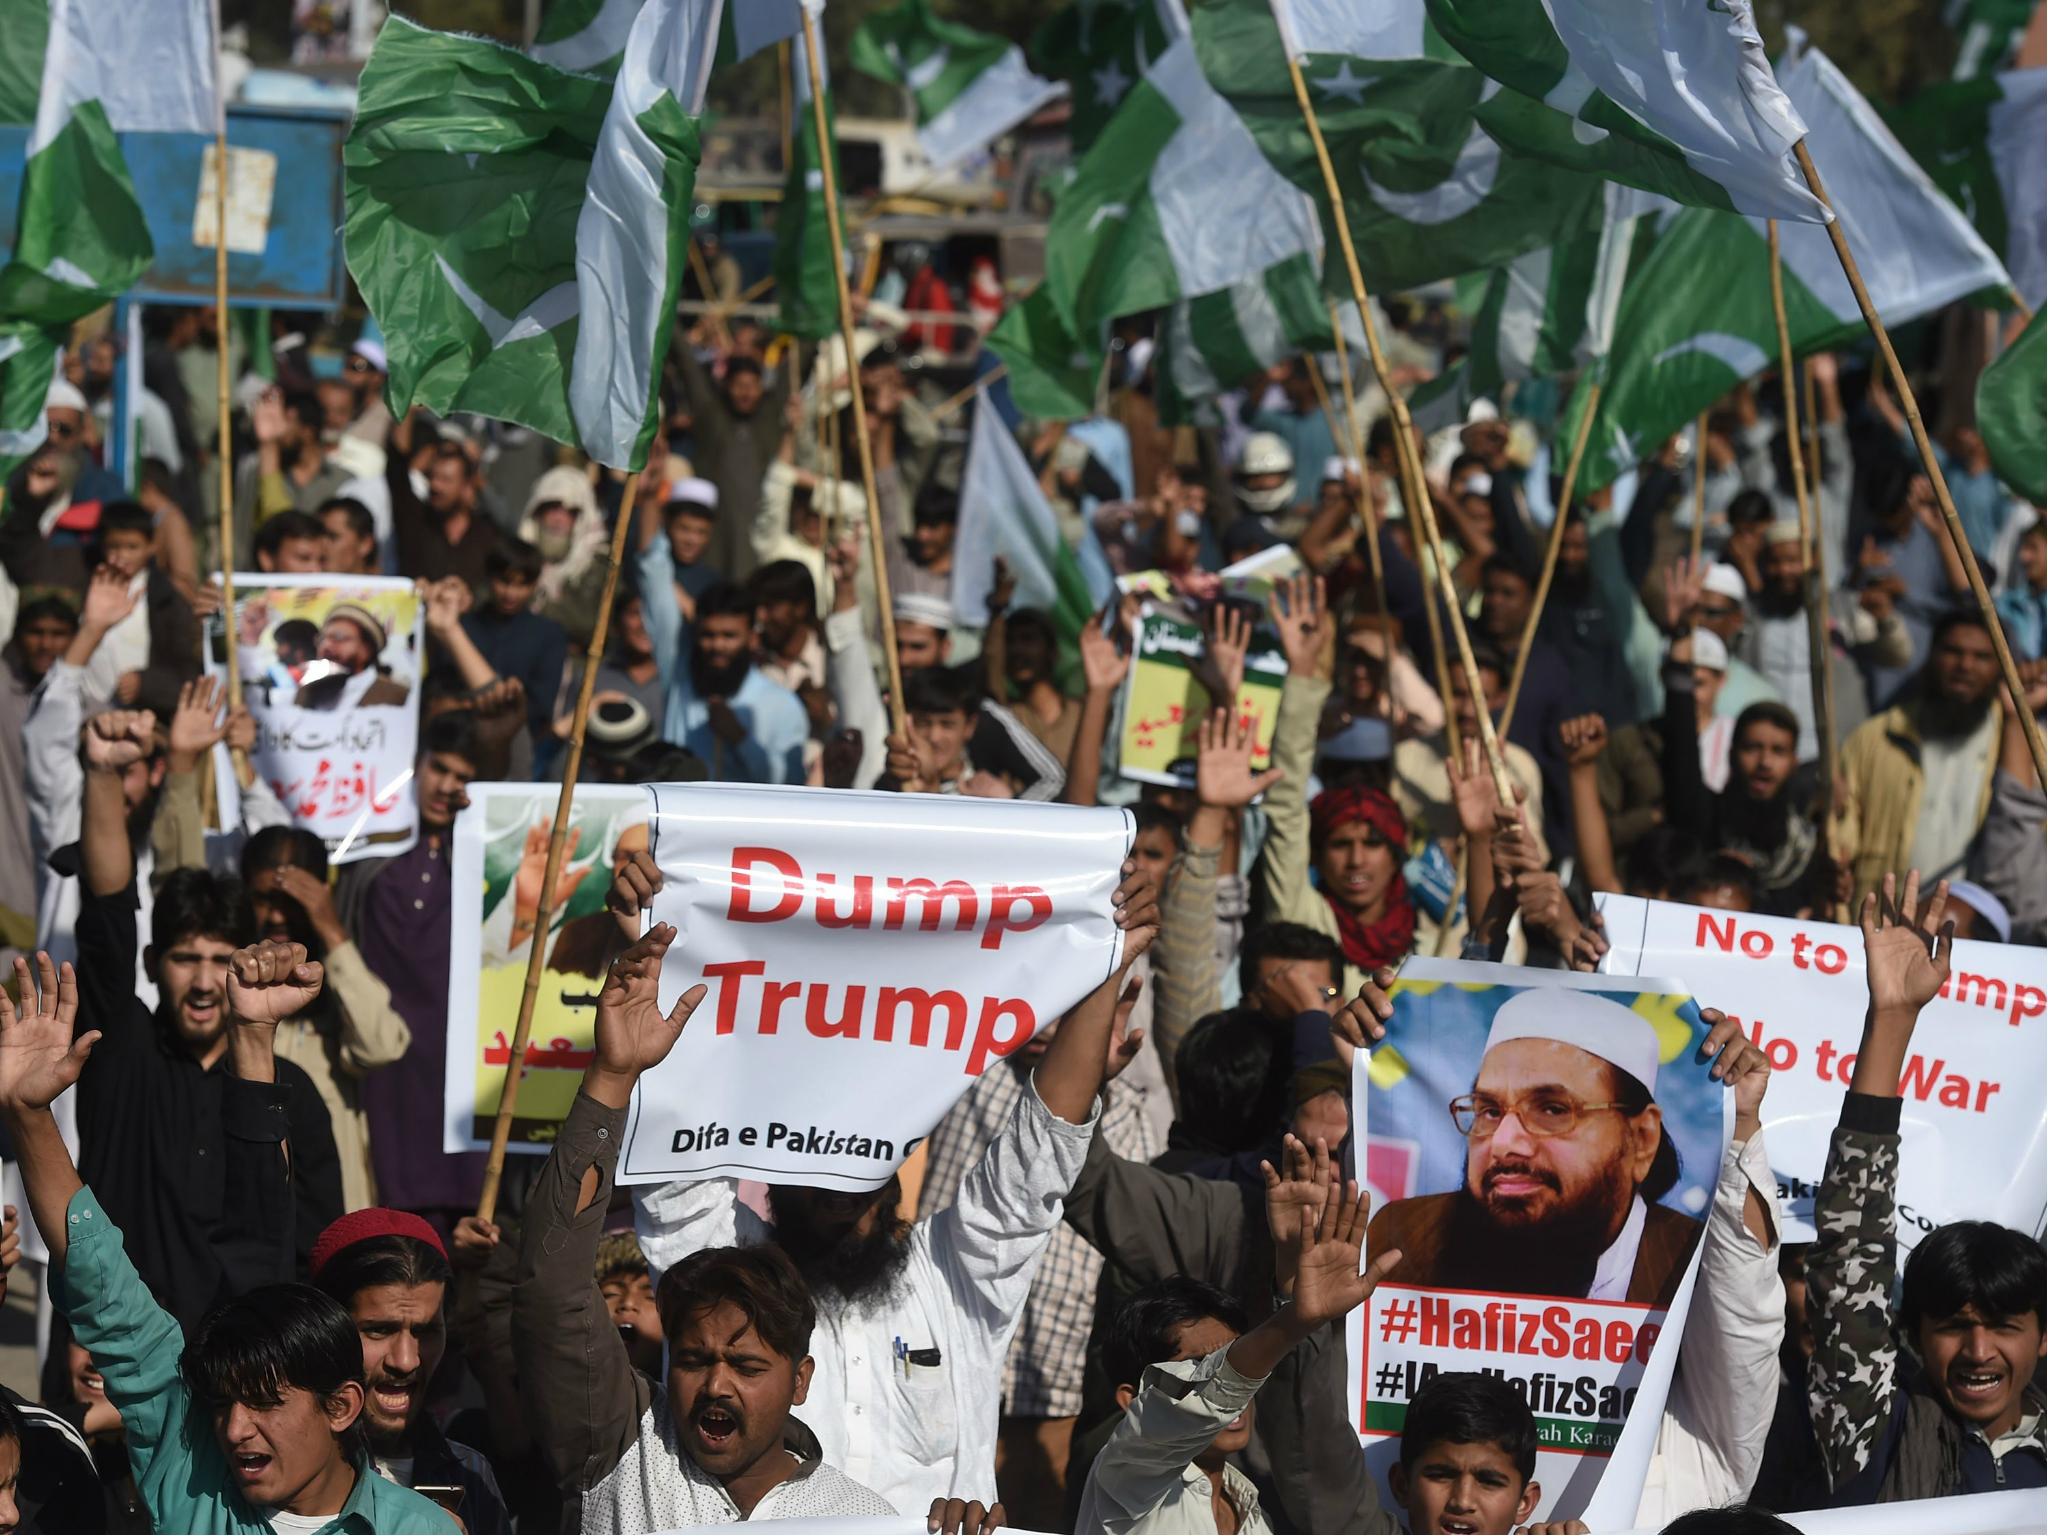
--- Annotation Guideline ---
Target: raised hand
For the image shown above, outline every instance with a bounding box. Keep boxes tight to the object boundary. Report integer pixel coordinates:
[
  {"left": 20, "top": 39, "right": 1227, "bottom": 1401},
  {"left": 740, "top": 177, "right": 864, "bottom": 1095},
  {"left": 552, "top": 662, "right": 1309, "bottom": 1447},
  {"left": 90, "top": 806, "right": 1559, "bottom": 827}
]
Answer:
[
  {"left": 1289, "top": 1176, "right": 1401, "bottom": 1331},
  {"left": 1860, "top": 870, "right": 1952, "bottom": 1020},
  {"left": 272, "top": 866, "right": 346, "bottom": 949},
  {"left": 1331, "top": 965, "right": 1400, "bottom": 1061},
  {"left": 81, "top": 564, "right": 139, "bottom": 633},
  {"left": 1194, "top": 707, "right": 1282, "bottom": 809},
  {"left": 1447, "top": 732, "right": 1501, "bottom": 839},
  {"left": 1268, "top": 571, "right": 1331, "bottom": 678},
  {"left": 1111, "top": 860, "right": 1162, "bottom": 967},
  {"left": 589, "top": 923, "right": 705, "bottom": 1105},
  {"left": 1104, "top": 975, "right": 1146, "bottom": 1082},
  {"left": 250, "top": 386, "right": 287, "bottom": 448},
  {"left": 166, "top": 676, "right": 228, "bottom": 770},
  {"left": 1559, "top": 712, "right": 1608, "bottom": 769},
  {"left": 1203, "top": 602, "right": 1252, "bottom": 705},
  {"left": 1261, "top": 1133, "right": 1334, "bottom": 1298},
  {"left": 0, "top": 954, "right": 94, "bottom": 1116},
  {"left": 987, "top": 556, "right": 1017, "bottom": 616},
  {"left": 226, "top": 939, "right": 325, "bottom": 1028},
  {"left": 1078, "top": 609, "right": 1130, "bottom": 694},
  {"left": 1697, "top": 1006, "right": 1769, "bottom": 1136},
  {"left": 884, "top": 729, "right": 940, "bottom": 793},
  {"left": 1661, "top": 554, "right": 1706, "bottom": 637},
  {"left": 419, "top": 576, "right": 471, "bottom": 636},
  {"left": 82, "top": 709, "right": 156, "bottom": 771},
  {"left": 607, "top": 849, "right": 664, "bottom": 940}
]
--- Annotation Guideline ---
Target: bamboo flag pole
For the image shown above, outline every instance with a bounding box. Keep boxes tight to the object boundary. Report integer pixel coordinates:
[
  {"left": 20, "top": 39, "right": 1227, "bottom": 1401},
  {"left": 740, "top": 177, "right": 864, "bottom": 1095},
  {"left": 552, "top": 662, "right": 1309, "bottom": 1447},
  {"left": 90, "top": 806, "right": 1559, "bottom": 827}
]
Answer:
[
  {"left": 1280, "top": 44, "right": 1511, "bottom": 807},
  {"left": 1327, "top": 299, "right": 1392, "bottom": 649},
  {"left": 1688, "top": 410, "right": 1710, "bottom": 566},
  {"left": 478, "top": 471, "right": 645, "bottom": 1221},
  {"left": 803, "top": 6, "right": 906, "bottom": 733},
  {"left": 1800, "top": 356, "right": 1822, "bottom": 497},
  {"left": 1302, "top": 355, "right": 1346, "bottom": 464},
  {"left": 686, "top": 236, "right": 731, "bottom": 350},
  {"left": 1793, "top": 142, "right": 2045, "bottom": 784},
  {"left": 1499, "top": 386, "right": 1599, "bottom": 741},
  {"left": 931, "top": 363, "right": 1006, "bottom": 424},
  {"left": 210, "top": 80, "right": 252, "bottom": 789}
]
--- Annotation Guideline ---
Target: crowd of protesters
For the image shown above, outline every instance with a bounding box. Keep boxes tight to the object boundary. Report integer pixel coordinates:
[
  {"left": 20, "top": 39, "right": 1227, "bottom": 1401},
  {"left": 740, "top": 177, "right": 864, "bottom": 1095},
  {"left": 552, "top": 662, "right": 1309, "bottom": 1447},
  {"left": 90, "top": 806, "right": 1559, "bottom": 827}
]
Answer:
[{"left": 0, "top": 238, "right": 2037, "bottom": 1536}]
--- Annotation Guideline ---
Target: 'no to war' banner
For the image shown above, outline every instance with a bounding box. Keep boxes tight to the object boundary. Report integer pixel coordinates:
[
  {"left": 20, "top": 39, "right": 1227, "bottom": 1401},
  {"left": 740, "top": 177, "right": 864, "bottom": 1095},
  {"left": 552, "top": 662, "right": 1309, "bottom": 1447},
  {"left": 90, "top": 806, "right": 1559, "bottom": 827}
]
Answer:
[
  {"left": 443, "top": 783, "right": 651, "bottom": 1155},
  {"left": 1352, "top": 960, "right": 1730, "bottom": 1528},
  {"left": 1596, "top": 895, "right": 2048, "bottom": 1249},
  {"left": 208, "top": 574, "right": 423, "bottom": 861},
  {"left": 621, "top": 783, "right": 1133, "bottom": 1189},
  {"left": 1118, "top": 605, "right": 1285, "bottom": 788}
]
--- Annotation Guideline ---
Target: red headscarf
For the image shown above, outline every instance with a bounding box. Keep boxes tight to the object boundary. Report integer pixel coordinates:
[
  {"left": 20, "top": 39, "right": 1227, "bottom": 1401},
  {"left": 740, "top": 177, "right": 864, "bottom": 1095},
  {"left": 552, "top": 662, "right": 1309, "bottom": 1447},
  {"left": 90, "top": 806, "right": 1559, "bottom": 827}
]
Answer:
[{"left": 1309, "top": 785, "right": 1416, "bottom": 969}]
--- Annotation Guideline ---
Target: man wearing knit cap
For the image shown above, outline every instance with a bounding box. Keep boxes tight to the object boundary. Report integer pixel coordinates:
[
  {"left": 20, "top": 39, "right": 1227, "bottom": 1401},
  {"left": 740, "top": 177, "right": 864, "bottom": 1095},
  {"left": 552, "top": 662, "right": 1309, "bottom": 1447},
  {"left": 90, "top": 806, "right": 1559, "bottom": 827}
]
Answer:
[
  {"left": 1367, "top": 989, "right": 1703, "bottom": 1307},
  {"left": 296, "top": 602, "right": 410, "bottom": 710},
  {"left": 311, "top": 1210, "right": 509, "bottom": 1530}
]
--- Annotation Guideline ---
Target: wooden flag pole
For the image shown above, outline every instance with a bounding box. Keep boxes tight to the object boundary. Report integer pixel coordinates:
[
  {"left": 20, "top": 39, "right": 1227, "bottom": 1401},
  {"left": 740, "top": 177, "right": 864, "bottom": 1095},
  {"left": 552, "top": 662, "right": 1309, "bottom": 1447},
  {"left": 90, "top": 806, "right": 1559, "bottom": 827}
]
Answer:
[
  {"left": 211, "top": 120, "right": 253, "bottom": 790},
  {"left": 1768, "top": 220, "right": 1837, "bottom": 808},
  {"left": 1688, "top": 410, "right": 1710, "bottom": 566},
  {"left": 1281, "top": 45, "right": 1511, "bottom": 807},
  {"left": 1794, "top": 141, "right": 2045, "bottom": 783},
  {"left": 477, "top": 470, "right": 645, "bottom": 1222},
  {"left": 931, "top": 364, "right": 1006, "bottom": 424},
  {"left": 1302, "top": 354, "right": 1345, "bottom": 464},
  {"left": 803, "top": 7, "right": 906, "bottom": 734},
  {"left": 1326, "top": 299, "right": 1392, "bottom": 650},
  {"left": 1499, "top": 385, "right": 1599, "bottom": 741},
  {"left": 1800, "top": 356, "right": 1822, "bottom": 496},
  {"left": 686, "top": 236, "right": 731, "bottom": 350}
]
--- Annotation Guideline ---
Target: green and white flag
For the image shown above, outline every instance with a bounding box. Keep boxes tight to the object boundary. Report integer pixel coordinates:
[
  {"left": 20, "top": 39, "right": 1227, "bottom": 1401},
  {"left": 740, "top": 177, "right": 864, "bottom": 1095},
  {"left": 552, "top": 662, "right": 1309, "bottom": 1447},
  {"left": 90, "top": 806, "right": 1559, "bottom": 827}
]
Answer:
[
  {"left": 1031, "top": 0, "right": 1180, "bottom": 155},
  {"left": 952, "top": 391, "right": 1105, "bottom": 632},
  {"left": 1153, "top": 250, "right": 1364, "bottom": 426},
  {"left": 532, "top": 0, "right": 800, "bottom": 73},
  {"left": 775, "top": 13, "right": 841, "bottom": 340},
  {"left": 1889, "top": 68, "right": 2044, "bottom": 310},
  {"left": 1950, "top": 0, "right": 2036, "bottom": 79},
  {"left": 984, "top": 286, "right": 1105, "bottom": 422},
  {"left": 1043, "top": 31, "right": 1322, "bottom": 334},
  {"left": 1191, "top": 0, "right": 1606, "bottom": 293},
  {"left": 1558, "top": 44, "right": 2010, "bottom": 494},
  {"left": 1423, "top": 0, "right": 1828, "bottom": 223},
  {"left": 1977, "top": 309, "right": 2044, "bottom": 506},
  {"left": 0, "top": 0, "right": 216, "bottom": 473},
  {"left": 344, "top": 2, "right": 706, "bottom": 470},
  {"left": 852, "top": 0, "right": 1067, "bottom": 171}
]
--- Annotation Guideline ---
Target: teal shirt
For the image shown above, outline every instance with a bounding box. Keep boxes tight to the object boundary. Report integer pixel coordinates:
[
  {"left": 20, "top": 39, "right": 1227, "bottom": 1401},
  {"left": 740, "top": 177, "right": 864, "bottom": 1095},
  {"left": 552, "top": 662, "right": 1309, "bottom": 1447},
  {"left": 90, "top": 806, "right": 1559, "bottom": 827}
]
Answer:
[{"left": 52, "top": 1188, "right": 458, "bottom": 1535}]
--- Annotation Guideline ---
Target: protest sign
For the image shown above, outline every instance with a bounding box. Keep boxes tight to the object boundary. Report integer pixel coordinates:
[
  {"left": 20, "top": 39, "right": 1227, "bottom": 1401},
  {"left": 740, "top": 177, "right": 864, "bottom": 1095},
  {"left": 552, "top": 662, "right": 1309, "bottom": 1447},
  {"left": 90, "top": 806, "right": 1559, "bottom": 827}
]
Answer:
[
  {"left": 620, "top": 783, "right": 1132, "bottom": 1190},
  {"left": 443, "top": 783, "right": 651, "bottom": 1155},
  {"left": 1596, "top": 894, "right": 2048, "bottom": 1249},
  {"left": 1351, "top": 959, "right": 1730, "bottom": 1523},
  {"left": 208, "top": 573, "right": 422, "bottom": 861},
  {"left": 1117, "top": 605, "right": 1285, "bottom": 788}
]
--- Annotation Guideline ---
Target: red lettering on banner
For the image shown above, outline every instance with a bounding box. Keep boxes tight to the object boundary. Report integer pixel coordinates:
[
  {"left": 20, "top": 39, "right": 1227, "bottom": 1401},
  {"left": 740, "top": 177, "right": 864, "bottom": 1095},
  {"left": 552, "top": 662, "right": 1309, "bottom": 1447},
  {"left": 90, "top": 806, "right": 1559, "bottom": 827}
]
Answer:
[
  {"left": 729, "top": 848, "right": 803, "bottom": 922},
  {"left": 967, "top": 997, "right": 1036, "bottom": 1074},
  {"left": 720, "top": 849, "right": 1055, "bottom": 951},
  {"left": 1400, "top": 1290, "right": 1661, "bottom": 1364},
  {"left": 704, "top": 960, "right": 768, "bottom": 1032}
]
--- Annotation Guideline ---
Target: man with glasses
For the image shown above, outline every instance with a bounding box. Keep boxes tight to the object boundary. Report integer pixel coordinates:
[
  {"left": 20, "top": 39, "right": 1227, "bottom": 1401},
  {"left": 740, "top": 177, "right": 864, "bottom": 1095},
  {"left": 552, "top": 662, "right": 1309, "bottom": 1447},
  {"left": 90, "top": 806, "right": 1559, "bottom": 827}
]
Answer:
[
  {"left": 1366, "top": 988, "right": 1703, "bottom": 1307},
  {"left": 1693, "top": 563, "right": 1781, "bottom": 720}
]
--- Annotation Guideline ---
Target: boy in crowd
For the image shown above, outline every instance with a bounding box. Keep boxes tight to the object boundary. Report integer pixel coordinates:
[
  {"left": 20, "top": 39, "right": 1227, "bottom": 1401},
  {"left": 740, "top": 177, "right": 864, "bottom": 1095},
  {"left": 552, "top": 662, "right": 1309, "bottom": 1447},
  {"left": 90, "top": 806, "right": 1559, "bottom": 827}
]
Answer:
[{"left": 461, "top": 539, "right": 568, "bottom": 759}]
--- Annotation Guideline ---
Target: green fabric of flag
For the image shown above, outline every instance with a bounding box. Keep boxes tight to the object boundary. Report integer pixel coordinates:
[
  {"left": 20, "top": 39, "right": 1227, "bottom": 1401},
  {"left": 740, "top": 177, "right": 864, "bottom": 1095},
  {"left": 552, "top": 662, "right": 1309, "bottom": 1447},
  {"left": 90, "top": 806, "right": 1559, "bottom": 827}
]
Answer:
[
  {"left": 1556, "top": 46, "right": 2010, "bottom": 495},
  {"left": 1888, "top": 68, "right": 2044, "bottom": 310},
  {"left": 776, "top": 21, "right": 841, "bottom": 341},
  {"left": 1977, "top": 309, "right": 2045, "bottom": 505},
  {"left": 1031, "top": 0, "right": 1174, "bottom": 156},
  {"left": 1189, "top": 0, "right": 1605, "bottom": 294},
  {"left": 1153, "top": 251, "right": 1360, "bottom": 426},
  {"left": 1950, "top": 0, "right": 2036, "bottom": 79},
  {"left": 533, "top": 0, "right": 800, "bottom": 74},
  {"left": 985, "top": 286, "right": 1104, "bottom": 421},
  {"left": 0, "top": 319, "right": 61, "bottom": 475},
  {"left": 851, "top": 0, "right": 1066, "bottom": 171}
]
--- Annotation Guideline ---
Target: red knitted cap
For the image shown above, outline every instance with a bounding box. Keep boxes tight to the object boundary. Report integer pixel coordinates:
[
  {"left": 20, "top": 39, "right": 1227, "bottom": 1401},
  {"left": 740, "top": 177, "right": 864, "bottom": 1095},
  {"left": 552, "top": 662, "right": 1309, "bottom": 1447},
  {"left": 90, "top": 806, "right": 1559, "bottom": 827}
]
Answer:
[{"left": 309, "top": 1208, "right": 448, "bottom": 1280}]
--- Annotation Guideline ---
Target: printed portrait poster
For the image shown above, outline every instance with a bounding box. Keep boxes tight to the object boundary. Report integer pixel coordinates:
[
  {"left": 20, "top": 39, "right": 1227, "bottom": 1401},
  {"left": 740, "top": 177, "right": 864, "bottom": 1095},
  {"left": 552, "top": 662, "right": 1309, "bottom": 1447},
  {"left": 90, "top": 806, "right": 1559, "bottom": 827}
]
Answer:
[
  {"left": 1117, "top": 605, "right": 1285, "bottom": 787},
  {"left": 443, "top": 783, "right": 651, "bottom": 1155},
  {"left": 1596, "top": 894, "right": 2048, "bottom": 1250},
  {"left": 208, "top": 574, "right": 422, "bottom": 862},
  {"left": 1350, "top": 960, "right": 1732, "bottom": 1527},
  {"left": 622, "top": 782, "right": 1133, "bottom": 1190}
]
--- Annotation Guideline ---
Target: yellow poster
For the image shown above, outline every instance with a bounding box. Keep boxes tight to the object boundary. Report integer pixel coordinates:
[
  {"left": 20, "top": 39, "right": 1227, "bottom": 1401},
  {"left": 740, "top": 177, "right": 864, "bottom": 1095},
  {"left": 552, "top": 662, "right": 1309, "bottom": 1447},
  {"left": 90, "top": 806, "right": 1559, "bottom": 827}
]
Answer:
[{"left": 1117, "top": 607, "right": 1286, "bottom": 787}]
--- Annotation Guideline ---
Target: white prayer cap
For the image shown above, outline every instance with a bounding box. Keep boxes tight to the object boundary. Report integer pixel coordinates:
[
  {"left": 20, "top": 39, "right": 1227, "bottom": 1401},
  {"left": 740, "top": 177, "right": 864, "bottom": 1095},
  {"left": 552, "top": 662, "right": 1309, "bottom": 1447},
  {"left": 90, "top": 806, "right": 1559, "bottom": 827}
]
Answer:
[
  {"left": 1943, "top": 879, "right": 2012, "bottom": 945},
  {"left": 1457, "top": 470, "right": 1493, "bottom": 498},
  {"left": 1483, "top": 988, "right": 1662, "bottom": 1096},
  {"left": 1690, "top": 628, "right": 1728, "bottom": 672},
  {"left": 44, "top": 378, "right": 86, "bottom": 414},
  {"left": 1764, "top": 518, "right": 1804, "bottom": 547},
  {"left": 893, "top": 591, "right": 956, "bottom": 632},
  {"left": 667, "top": 476, "right": 719, "bottom": 511},
  {"left": 350, "top": 337, "right": 387, "bottom": 373},
  {"left": 1702, "top": 564, "right": 1748, "bottom": 604}
]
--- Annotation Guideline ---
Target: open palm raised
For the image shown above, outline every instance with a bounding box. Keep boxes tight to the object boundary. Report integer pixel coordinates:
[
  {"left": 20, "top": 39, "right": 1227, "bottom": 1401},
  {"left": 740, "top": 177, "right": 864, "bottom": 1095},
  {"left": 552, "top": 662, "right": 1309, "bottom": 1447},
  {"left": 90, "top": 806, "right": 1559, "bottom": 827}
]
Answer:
[
  {"left": 1288, "top": 1174, "right": 1404, "bottom": 1332},
  {"left": 0, "top": 954, "right": 97, "bottom": 1115},
  {"left": 1859, "top": 869, "right": 1952, "bottom": 1017},
  {"left": 593, "top": 924, "right": 706, "bottom": 1084}
]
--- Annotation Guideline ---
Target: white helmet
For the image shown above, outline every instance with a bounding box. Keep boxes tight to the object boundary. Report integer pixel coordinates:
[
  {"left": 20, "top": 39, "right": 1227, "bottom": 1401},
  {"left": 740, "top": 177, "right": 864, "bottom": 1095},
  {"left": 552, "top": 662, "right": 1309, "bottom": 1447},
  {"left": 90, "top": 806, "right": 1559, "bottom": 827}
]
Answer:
[{"left": 1235, "top": 431, "right": 1297, "bottom": 515}]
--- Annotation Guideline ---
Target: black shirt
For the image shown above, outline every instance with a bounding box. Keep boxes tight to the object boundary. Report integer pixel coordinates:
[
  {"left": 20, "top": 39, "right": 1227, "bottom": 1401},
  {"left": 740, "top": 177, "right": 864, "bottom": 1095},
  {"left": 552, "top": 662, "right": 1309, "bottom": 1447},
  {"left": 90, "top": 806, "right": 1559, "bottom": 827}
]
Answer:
[{"left": 75, "top": 885, "right": 344, "bottom": 1331}]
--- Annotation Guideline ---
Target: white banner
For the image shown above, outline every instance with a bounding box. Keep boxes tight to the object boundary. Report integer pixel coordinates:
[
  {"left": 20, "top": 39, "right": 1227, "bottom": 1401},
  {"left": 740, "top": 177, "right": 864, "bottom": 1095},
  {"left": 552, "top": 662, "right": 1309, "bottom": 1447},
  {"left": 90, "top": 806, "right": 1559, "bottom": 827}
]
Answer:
[
  {"left": 208, "top": 574, "right": 423, "bottom": 862},
  {"left": 1768, "top": 1489, "right": 2047, "bottom": 1534},
  {"left": 1597, "top": 895, "right": 2048, "bottom": 1248},
  {"left": 622, "top": 784, "right": 1133, "bottom": 1189}
]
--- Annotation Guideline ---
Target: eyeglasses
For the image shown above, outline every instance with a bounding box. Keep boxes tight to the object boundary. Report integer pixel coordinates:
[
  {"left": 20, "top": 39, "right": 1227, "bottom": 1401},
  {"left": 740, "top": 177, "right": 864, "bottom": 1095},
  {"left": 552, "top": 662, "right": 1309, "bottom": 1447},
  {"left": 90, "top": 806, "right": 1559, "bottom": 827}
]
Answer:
[
  {"left": 45, "top": 417, "right": 80, "bottom": 444},
  {"left": 1449, "top": 1092, "right": 1626, "bottom": 1139},
  {"left": 345, "top": 355, "right": 375, "bottom": 374},
  {"left": 1698, "top": 601, "right": 1740, "bottom": 619}
]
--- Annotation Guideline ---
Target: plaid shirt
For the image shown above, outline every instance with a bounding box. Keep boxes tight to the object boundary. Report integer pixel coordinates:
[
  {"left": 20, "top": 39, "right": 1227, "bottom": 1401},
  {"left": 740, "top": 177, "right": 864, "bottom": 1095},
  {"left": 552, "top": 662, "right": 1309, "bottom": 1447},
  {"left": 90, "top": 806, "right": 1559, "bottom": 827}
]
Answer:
[{"left": 917, "top": 1064, "right": 1161, "bottom": 1418}]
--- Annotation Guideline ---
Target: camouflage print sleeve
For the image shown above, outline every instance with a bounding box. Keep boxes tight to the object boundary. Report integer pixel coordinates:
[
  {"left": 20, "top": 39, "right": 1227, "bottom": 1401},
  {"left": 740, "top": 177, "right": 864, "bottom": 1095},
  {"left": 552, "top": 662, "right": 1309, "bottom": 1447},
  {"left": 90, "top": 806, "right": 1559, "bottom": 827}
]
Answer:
[{"left": 1804, "top": 1095, "right": 1904, "bottom": 1492}]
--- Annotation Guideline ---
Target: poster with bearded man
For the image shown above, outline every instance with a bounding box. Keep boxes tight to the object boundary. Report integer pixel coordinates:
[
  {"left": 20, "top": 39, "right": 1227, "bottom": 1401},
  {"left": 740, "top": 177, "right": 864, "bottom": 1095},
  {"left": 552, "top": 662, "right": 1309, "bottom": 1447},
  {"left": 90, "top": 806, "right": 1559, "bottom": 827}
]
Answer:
[
  {"left": 1351, "top": 961, "right": 1731, "bottom": 1526},
  {"left": 208, "top": 573, "right": 423, "bottom": 861}
]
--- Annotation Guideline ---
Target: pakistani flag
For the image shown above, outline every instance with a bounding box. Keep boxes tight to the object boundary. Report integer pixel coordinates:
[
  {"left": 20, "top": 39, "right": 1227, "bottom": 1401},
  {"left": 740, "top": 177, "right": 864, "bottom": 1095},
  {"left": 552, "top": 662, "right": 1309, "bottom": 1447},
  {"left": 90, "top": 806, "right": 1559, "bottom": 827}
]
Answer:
[
  {"left": 0, "top": 0, "right": 216, "bottom": 473},
  {"left": 1423, "top": 0, "right": 1828, "bottom": 223},
  {"left": 1153, "top": 250, "right": 1365, "bottom": 426},
  {"left": 1950, "top": 0, "right": 2036, "bottom": 79},
  {"left": 1978, "top": 310, "right": 2044, "bottom": 505},
  {"left": 1889, "top": 68, "right": 2045, "bottom": 311},
  {"left": 531, "top": 0, "right": 800, "bottom": 72},
  {"left": 775, "top": 17, "right": 842, "bottom": 340},
  {"left": 952, "top": 393, "right": 1106, "bottom": 632},
  {"left": 344, "top": 2, "right": 706, "bottom": 470},
  {"left": 1191, "top": 0, "right": 1606, "bottom": 293},
  {"left": 1031, "top": 0, "right": 1179, "bottom": 155},
  {"left": 985, "top": 286, "right": 1105, "bottom": 422},
  {"left": 1558, "top": 44, "right": 2011, "bottom": 494},
  {"left": 1043, "top": 32, "right": 1322, "bottom": 334},
  {"left": 852, "top": 0, "right": 1067, "bottom": 171}
]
